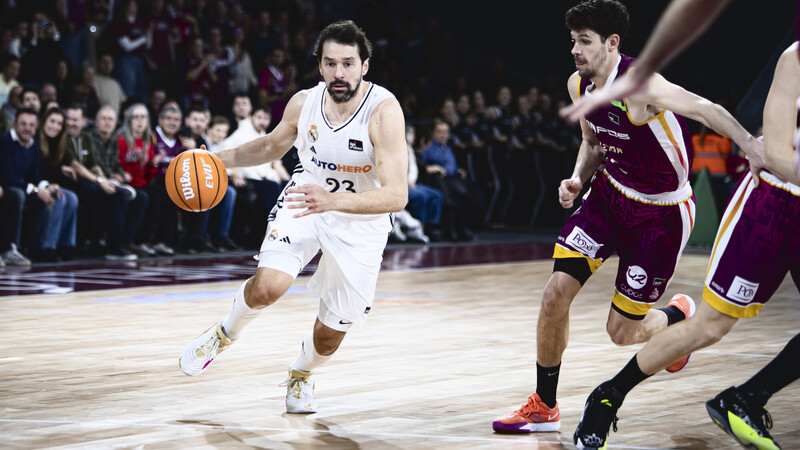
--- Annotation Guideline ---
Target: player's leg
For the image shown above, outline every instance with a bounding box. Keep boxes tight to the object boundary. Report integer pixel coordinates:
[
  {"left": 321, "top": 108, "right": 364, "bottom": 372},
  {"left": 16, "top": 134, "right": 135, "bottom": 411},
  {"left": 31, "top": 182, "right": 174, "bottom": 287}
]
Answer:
[
  {"left": 604, "top": 196, "right": 695, "bottom": 370},
  {"left": 706, "top": 332, "right": 799, "bottom": 450},
  {"left": 282, "top": 307, "right": 350, "bottom": 414},
  {"left": 179, "top": 196, "right": 320, "bottom": 376},
  {"left": 179, "top": 268, "right": 295, "bottom": 376},
  {"left": 494, "top": 187, "right": 613, "bottom": 433},
  {"left": 281, "top": 214, "right": 390, "bottom": 413},
  {"left": 575, "top": 173, "right": 794, "bottom": 448}
]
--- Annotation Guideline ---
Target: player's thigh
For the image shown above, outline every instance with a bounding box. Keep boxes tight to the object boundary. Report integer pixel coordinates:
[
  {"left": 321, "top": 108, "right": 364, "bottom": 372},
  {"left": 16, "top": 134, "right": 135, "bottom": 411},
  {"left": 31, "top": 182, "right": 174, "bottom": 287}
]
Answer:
[
  {"left": 612, "top": 201, "right": 693, "bottom": 319},
  {"left": 553, "top": 188, "right": 617, "bottom": 283}
]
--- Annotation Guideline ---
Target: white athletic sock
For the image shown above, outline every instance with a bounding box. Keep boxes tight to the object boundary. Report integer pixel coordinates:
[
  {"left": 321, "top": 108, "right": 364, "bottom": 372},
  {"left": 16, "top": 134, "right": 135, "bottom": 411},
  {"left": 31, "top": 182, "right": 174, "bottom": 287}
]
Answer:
[
  {"left": 221, "top": 280, "right": 262, "bottom": 340},
  {"left": 290, "top": 334, "right": 331, "bottom": 373}
]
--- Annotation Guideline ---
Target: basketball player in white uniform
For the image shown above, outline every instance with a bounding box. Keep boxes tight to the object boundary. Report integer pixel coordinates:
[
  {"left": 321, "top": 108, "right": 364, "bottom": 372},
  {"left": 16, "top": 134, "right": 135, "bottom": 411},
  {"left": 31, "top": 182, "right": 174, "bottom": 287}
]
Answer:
[{"left": 178, "top": 20, "right": 408, "bottom": 414}]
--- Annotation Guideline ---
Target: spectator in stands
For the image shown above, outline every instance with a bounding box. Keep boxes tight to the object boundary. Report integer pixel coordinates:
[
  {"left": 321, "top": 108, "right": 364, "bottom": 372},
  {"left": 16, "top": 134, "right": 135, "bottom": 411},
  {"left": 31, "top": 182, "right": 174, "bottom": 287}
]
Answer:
[
  {"left": 223, "top": 104, "right": 287, "bottom": 248},
  {"left": 92, "top": 53, "right": 127, "bottom": 116},
  {"left": 8, "top": 20, "right": 30, "bottom": 59},
  {"left": 247, "top": 10, "right": 276, "bottom": 74},
  {"left": 39, "top": 83, "right": 58, "bottom": 107},
  {"left": 421, "top": 119, "right": 474, "bottom": 241},
  {"left": 258, "top": 48, "right": 293, "bottom": 121},
  {"left": 91, "top": 105, "right": 148, "bottom": 259},
  {"left": 206, "top": 25, "right": 234, "bottom": 115},
  {"left": 691, "top": 123, "right": 734, "bottom": 216},
  {"left": 0, "top": 108, "right": 77, "bottom": 264},
  {"left": 146, "top": 87, "right": 166, "bottom": 121},
  {"left": 182, "top": 35, "right": 215, "bottom": 112},
  {"left": 203, "top": 115, "right": 240, "bottom": 251},
  {"left": 228, "top": 27, "right": 257, "bottom": 97},
  {"left": 228, "top": 92, "right": 252, "bottom": 134},
  {"left": 72, "top": 65, "right": 101, "bottom": 119},
  {"left": 117, "top": 103, "right": 160, "bottom": 257},
  {"left": 113, "top": 0, "right": 150, "bottom": 101},
  {"left": 62, "top": 104, "right": 136, "bottom": 260},
  {"left": 400, "top": 125, "right": 439, "bottom": 243},
  {"left": 140, "top": 104, "right": 185, "bottom": 255},
  {"left": 143, "top": 0, "right": 173, "bottom": 95},
  {"left": 20, "top": 88, "right": 40, "bottom": 114},
  {"left": 37, "top": 107, "right": 70, "bottom": 185},
  {"left": 0, "top": 55, "right": 20, "bottom": 107},
  {"left": 1, "top": 85, "right": 23, "bottom": 139},
  {"left": 53, "top": 58, "right": 73, "bottom": 105},
  {"left": 179, "top": 106, "right": 217, "bottom": 253}
]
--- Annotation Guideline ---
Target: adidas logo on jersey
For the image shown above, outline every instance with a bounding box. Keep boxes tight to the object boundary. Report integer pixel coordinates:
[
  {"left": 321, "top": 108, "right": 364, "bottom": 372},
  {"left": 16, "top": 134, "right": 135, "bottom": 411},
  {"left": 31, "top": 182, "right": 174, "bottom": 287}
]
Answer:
[{"left": 279, "top": 236, "right": 291, "bottom": 244}]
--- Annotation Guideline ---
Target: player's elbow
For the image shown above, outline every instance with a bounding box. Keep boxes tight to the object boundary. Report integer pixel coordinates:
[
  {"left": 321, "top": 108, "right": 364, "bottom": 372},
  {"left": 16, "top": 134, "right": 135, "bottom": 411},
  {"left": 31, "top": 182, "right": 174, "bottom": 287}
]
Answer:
[{"left": 387, "top": 187, "right": 408, "bottom": 212}]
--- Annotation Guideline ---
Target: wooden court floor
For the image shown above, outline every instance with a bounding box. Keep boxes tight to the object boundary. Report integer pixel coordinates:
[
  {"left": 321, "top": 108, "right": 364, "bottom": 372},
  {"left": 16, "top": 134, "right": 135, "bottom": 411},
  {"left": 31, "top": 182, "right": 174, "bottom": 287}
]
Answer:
[{"left": 1, "top": 254, "right": 798, "bottom": 449}]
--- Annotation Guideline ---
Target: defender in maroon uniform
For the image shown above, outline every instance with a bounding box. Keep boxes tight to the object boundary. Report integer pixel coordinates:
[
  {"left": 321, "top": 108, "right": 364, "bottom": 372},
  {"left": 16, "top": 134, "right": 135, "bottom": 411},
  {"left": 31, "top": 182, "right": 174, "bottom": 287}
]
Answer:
[{"left": 493, "top": 0, "right": 764, "bottom": 436}]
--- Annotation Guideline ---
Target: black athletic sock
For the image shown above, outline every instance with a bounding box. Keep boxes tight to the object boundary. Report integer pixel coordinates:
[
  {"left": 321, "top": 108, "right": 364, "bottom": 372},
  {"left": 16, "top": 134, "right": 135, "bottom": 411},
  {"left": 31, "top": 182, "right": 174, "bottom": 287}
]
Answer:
[
  {"left": 658, "top": 305, "right": 686, "bottom": 326},
  {"left": 536, "top": 362, "right": 560, "bottom": 408},
  {"left": 738, "top": 332, "right": 800, "bottom": 406},
  {"left": 608, "top": 354, "right": 651, "bottom": 398}
]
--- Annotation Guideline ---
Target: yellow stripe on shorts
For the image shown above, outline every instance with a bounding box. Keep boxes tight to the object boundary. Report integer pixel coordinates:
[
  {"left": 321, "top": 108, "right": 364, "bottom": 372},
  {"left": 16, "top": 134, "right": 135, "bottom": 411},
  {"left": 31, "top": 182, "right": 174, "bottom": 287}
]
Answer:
[
  {"left": 553, "top": 244, "right": 603, "bottom": 273},
  {"left": 702, "top": 285, "right": 764, "bottom": 319},
  {"left": 612, "top": 291, "right": 652, "bottom": 317}
]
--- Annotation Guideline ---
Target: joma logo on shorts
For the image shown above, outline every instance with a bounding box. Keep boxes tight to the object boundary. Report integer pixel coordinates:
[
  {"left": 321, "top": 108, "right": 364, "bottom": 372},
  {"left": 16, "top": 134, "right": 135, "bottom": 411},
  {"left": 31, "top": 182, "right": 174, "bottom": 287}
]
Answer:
[{"left": 727, "top": 276, "right": 759, "bottom": 303}]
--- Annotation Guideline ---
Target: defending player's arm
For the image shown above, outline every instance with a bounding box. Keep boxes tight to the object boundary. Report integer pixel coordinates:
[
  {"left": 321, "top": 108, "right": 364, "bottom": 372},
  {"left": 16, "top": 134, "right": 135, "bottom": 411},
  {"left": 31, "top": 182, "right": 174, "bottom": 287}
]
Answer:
[
  {"left": 641, "top": 75, "right": 765, "bottom": 185},
  {"left": 763, "top": 42, "right": 800, "bottom": 186},
  {"left": 287, "top": 98, "right": 408, "bottom": 217},
  {"left": 560, "top": 0, "right": 732, "bottom": 122},
  {"left": 214, "top": 92, "right": 307, "bottom": 168},
  {"left": 561, "top": 72, "right": 605, "bottom": 208}
]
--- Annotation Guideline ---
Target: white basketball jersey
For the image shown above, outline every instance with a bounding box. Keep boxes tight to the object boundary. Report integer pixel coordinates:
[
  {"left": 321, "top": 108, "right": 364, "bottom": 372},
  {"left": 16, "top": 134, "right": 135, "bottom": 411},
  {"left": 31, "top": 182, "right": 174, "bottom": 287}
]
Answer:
[{"left": 290, "top": 81, "right": 395, "bottom": 220}]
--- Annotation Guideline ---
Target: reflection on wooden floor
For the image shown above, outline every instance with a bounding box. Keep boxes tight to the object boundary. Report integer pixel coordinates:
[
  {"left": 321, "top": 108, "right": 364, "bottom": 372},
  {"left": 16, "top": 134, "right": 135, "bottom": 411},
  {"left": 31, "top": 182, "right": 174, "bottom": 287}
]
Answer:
[{"left": 1, "top": 254, "right": 798, "bottom": 449}]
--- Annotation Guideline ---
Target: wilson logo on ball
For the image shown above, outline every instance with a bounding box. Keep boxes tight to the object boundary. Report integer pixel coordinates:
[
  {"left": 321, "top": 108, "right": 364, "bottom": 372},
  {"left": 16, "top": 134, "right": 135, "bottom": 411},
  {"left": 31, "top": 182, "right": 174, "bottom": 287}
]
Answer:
[{"left": 166, "top": 149, "right": 228, "bottom": 212}]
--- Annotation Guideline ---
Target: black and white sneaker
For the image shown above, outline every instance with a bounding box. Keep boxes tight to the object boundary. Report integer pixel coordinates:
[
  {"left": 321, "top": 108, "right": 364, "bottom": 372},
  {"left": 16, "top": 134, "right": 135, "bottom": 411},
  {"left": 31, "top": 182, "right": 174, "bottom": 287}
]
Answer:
[{"left": 574, "top": 382, "right": 623, "bottom": 449}]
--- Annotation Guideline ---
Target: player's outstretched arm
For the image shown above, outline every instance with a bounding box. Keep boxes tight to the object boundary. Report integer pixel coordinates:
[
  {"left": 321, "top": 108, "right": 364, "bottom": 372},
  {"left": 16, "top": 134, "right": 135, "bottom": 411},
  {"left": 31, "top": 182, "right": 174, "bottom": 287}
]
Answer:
[
  {"left": 763, "top": 42, "right": 800, "bottom": 186},
  {"left": 560, "top": 0, "right": 732, "bottom": 122},
  {"left": 287, "top": 97, "right": 408, "bottom": 217},
  {"left": 642, "top": 75, "right": 765, "bottom": 186},
  {"left": 560, "top": 72, "right": 605, "bottom": 208},
  {"left": 214, "top": 92, "right": 307, "bottom": 169}
]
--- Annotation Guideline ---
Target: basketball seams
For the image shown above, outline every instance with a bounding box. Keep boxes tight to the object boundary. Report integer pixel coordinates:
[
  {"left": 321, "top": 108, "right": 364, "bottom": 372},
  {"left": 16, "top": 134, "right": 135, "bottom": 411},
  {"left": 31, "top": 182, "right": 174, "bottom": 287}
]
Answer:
[
  {"left": 169, "top": 155, "right": 193, "bottom": 211},
  {"left": 191, "top": 152, "right": 203, "bottom": 211}
]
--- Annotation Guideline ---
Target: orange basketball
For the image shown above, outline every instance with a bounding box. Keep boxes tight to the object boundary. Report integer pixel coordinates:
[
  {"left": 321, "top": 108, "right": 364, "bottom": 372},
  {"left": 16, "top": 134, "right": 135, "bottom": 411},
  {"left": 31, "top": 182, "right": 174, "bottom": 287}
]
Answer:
[{"left": 165, "top": 149, "right": 228, "bottom": 212}]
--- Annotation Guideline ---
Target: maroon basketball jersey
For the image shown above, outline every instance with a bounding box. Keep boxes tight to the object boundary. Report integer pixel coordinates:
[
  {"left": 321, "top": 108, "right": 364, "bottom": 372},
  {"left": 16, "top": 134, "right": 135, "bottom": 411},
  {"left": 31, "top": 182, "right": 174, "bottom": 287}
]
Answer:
[{"left": 578, "top": 55, "right": 694, "bottom": 195}]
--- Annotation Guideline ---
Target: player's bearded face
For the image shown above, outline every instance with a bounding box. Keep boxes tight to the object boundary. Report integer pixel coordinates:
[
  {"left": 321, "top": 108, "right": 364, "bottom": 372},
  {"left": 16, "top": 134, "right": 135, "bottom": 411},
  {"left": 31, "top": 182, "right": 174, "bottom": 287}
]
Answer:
[
  {"left": 577, "top": 47, "right": 605, "bottom": 79},
  {"left": 327, "top": 77, "right": 361, "bottom": 103}
]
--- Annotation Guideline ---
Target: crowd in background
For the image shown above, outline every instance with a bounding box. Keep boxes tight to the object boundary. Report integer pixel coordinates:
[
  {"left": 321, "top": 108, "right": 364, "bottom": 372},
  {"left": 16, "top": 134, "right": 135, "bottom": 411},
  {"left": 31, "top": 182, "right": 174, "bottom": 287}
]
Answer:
[{"left": 0, "top": 0, "right": 744, "bottom": 265}]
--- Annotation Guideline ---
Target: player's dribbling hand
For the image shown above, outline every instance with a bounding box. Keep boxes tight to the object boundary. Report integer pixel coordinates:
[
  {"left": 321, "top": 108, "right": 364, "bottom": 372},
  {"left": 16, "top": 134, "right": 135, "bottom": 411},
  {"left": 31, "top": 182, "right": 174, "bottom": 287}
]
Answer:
[
  {"left": 285, "top": 184, "right": 335, "bottom": 218},
  {"left": 558, "top": 176, "right": 583, "bottom": 208}
]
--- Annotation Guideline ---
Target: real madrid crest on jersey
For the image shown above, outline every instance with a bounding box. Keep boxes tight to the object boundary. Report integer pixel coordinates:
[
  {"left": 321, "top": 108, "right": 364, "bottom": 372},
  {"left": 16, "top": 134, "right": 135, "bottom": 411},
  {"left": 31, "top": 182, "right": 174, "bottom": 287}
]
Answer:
[{"left": 308, "top": 124, "right": 318, "bottom": 142}]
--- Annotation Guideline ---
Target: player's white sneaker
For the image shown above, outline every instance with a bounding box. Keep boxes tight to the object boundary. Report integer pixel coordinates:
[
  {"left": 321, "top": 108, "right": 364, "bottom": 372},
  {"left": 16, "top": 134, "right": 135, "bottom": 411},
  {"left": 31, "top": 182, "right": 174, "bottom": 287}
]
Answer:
[
  {"left": 280, "top": 369, "right": 317, "bottom": 413},
  {"left": 179, "top": 322, "right": 234, "bottom": 376}
]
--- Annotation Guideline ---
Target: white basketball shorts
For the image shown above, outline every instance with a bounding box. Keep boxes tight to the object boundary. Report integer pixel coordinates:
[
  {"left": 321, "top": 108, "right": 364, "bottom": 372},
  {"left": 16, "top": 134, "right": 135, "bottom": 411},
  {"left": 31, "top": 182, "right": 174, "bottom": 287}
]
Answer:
[{"left": 258, "top": 206, "right": 391, "bottom": 327}]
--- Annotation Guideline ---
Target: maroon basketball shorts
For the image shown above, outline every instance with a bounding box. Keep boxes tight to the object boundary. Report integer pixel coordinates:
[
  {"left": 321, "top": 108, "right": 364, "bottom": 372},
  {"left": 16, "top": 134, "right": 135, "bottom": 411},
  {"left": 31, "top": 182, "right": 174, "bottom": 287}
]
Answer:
[
  {"left": 703, "top": 171, "right": 800, "bottom": 318},
  {"left": 554, "top": 171, "right": 696, "bottom": 318}
]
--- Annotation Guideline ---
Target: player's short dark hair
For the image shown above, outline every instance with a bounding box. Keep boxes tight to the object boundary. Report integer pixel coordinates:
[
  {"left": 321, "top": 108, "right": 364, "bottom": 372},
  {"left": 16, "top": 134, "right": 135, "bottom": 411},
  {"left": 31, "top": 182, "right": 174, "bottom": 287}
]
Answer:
[
  {"left": 565, "top": 0, "right": 630, "bottom": 44},
  {"left": 312, "top": 20, "right": 372, "bottom": 64}
]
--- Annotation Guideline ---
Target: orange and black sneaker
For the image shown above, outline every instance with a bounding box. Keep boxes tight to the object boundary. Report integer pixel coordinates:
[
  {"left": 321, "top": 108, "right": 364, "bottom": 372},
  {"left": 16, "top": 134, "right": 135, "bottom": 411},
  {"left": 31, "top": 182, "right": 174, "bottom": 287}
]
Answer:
[
  {"left": 665, "top": 294, "right": 696, "bottom": 372},
  {"left": 492, "top": 393, "right": 560, "bottom": 433}
]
